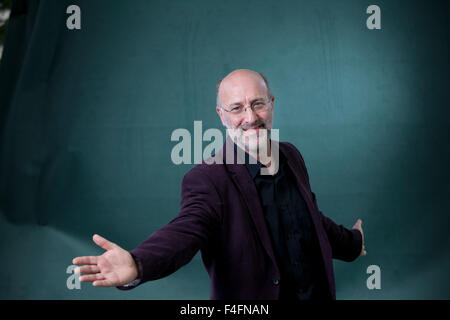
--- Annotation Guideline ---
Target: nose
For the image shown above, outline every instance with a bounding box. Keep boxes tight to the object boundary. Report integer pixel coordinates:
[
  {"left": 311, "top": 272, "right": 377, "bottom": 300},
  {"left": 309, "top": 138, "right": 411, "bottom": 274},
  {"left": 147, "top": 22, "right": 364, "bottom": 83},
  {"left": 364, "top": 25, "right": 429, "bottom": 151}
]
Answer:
[{"left": 243, "top": 106, "right": 258, "bottom": 124}]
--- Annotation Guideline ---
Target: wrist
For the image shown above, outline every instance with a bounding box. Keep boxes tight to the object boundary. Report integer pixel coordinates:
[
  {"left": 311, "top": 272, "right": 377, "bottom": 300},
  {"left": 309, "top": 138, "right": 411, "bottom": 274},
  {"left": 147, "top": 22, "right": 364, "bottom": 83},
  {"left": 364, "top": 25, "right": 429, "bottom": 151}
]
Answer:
[{"left": 130, "top": 252, "right": 142, "bottom": 280}]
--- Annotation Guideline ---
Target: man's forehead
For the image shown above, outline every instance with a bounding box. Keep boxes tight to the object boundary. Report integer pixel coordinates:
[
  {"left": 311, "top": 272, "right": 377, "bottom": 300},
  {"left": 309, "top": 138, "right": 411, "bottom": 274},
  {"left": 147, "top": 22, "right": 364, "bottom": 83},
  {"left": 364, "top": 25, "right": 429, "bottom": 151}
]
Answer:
[
  {"left": 219, "top": 73, "right": 268, "bottom": 103},
  {"left": 221, "top": 71, "right": 265, "bottom": 89}
]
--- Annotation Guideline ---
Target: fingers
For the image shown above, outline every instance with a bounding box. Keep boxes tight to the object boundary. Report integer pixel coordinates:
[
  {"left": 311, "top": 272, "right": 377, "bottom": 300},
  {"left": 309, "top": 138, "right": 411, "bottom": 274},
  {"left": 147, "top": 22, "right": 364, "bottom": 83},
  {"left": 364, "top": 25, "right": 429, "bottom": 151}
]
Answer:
[
  {"left": 361, "top": 241, "right": 367, "bottom": 256},
  {"left": 92, "top": 234, "right": 116, "bottom": 251},
  {"left": 79, "top": 273, "right": 105, "bottom": 282},
  {"left": 93, "top": 279, "right": 113, "bottom": 287},
  {"left": 75, "top": 265, "right": 100, "bottom": 275},
  {"left": 361, "top": 245, "right": 367, "bottom": 256},
  {"left": 72, "top": 257, "right": 106, "bottom": 284},
  {"left": 72, "top": 256, "right": 98, "bottom": 265}
]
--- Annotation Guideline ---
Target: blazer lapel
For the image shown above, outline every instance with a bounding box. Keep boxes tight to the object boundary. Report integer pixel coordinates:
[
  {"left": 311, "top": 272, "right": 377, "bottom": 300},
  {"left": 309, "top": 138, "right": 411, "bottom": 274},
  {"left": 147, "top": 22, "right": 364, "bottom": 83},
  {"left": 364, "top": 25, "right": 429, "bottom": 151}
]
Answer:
[
  {"left": 279, "top": 143, "right": 319, "bottom": 225},
  {"left": 221, "top": 138, "right": 279, "bottom": 270},
  {"left": 280, "top": 143, "right": 334, "bottom": 287}
]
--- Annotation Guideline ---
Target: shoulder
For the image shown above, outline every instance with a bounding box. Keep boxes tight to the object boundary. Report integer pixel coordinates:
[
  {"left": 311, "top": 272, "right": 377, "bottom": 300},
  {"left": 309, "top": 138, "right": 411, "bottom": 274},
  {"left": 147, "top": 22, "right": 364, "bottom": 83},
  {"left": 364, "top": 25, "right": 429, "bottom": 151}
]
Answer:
[
  {"left": 279, "top": 141, "right": 311, "bottom": 178},
  {"left": 182, "top": 161, "right": 227, "bottom": 185},
  {"left": 180, "top": 162, "right": 226, "bottom": 207},
  {"left": 280, "top": 141, "right": 298, "bottom": 152},
  {"left": 279, "top": 141, "right": 305, "bottom": 162}
]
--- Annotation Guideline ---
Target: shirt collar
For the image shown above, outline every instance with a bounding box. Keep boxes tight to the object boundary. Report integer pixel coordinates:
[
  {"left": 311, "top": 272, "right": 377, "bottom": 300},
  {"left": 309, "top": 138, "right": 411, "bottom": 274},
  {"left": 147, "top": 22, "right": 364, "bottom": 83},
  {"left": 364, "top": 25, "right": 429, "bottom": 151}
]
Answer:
[
  {"left": 233, "top": 142, "right": 285, "bottom": 179},
  {"left": 246, "top": 159, "right": 263, "bottom": 179}
]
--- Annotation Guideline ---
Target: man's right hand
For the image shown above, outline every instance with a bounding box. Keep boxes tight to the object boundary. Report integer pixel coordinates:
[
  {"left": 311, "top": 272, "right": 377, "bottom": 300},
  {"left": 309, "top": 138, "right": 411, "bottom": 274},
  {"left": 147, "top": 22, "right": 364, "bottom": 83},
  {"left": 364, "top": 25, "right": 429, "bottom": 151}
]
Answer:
[{"left": 72, "top": 234, "right": 139, "bottom": 287}]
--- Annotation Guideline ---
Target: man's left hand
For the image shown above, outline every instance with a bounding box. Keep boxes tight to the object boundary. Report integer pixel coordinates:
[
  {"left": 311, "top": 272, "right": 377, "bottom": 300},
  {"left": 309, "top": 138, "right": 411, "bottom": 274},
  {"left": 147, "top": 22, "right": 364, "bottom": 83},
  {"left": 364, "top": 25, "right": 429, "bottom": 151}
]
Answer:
[{"left": 352, "top": 219, "right": 367, "bottom": 256}]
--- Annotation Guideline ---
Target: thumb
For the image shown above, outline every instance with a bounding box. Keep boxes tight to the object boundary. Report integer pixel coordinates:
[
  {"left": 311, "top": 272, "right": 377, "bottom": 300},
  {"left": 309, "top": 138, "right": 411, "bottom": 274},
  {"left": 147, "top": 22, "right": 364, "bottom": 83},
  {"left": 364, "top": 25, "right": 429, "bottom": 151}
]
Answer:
[
  {"left": 353, "top": 219, "right": 362, "bottom": 229},
  {"left": 93, "top": 234, "right": 116, "bottom": 251}
]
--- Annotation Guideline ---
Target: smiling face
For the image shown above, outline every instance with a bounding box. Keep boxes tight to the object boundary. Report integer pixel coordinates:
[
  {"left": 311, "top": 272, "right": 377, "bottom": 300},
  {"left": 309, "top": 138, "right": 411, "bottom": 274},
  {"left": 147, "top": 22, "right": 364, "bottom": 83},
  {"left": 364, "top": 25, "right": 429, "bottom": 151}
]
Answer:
[{"left": 216, "top": 69, "right": 275, "bottom": 152}]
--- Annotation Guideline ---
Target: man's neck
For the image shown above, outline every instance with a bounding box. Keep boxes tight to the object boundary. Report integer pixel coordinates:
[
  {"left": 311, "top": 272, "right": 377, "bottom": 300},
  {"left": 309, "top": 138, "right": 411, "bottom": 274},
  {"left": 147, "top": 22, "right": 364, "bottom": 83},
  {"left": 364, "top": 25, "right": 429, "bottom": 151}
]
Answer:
[
  {"left": 235, "top": 139, "right": 278, "bottom": 176},
  {"left": 247, "top": 140, "right": 271, "bottom": 164}
]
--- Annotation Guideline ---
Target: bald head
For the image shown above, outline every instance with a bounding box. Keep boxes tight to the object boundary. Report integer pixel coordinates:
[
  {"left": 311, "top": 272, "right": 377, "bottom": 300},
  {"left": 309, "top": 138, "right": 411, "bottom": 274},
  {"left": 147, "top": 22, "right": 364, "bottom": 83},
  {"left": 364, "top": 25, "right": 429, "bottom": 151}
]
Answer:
[
  {"left": 216, "top": 69, "right": 272, "bottom": 108},
  {"left": 215, "top": 69, "right": 275, "bottom": 155}
]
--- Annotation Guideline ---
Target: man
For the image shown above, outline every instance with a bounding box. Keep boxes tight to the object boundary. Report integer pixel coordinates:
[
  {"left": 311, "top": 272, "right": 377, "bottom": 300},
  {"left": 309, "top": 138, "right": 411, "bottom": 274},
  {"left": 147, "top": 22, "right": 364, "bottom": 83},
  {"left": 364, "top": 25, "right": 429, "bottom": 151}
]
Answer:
[{"left": 73, "top": 69, "right": 366, "bottom": 300}]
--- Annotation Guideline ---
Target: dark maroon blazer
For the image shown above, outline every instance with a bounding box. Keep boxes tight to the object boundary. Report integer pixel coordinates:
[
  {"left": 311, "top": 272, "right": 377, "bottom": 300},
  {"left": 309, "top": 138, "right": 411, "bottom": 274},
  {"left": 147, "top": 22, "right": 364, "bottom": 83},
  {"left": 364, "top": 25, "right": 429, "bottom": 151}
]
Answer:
[{"left": 126, "top": 139, "right": 362, "bottom": 299}]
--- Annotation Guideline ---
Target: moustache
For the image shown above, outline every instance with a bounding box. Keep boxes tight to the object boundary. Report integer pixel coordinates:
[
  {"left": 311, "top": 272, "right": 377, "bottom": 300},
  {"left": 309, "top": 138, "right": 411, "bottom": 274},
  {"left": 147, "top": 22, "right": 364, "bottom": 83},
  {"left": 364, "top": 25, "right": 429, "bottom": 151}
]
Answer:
[{"left": 238, "top": 119, "right": 267, "bottom": 131}]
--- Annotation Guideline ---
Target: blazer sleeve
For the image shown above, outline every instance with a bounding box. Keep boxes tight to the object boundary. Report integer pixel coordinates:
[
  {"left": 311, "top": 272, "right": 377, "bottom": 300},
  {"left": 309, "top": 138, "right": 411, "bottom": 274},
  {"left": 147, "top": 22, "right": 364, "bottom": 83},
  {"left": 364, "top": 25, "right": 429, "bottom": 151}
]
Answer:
[
  {"left": 312, "top": 192, "right": 362, "bottom": 262},
  {"left": 122, "top": 166, "right": 223, "bottom": 287},
  {"left": 284, "top": 142, "right": 362, "bottom": 262}
]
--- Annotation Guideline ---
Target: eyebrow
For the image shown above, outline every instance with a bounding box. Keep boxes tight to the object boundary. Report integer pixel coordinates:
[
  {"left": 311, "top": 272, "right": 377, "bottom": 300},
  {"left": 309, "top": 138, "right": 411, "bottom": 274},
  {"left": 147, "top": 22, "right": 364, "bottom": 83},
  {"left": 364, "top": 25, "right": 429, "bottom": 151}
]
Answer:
[{"left": 228, "top": 97, "right": 266, "bottom": 107}]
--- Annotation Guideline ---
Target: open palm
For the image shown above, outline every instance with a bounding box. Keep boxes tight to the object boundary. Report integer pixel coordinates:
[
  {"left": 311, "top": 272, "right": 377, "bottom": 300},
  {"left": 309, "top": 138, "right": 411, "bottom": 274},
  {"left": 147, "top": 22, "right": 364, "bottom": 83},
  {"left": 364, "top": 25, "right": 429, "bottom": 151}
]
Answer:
[{"left": 72, "top": 234, "right": 138, "bottom": 287}]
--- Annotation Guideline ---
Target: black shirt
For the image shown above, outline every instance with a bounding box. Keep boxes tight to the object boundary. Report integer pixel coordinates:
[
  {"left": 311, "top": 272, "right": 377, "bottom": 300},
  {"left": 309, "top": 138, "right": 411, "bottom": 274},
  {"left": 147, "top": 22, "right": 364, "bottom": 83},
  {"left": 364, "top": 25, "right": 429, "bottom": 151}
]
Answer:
[{"left": 241, "top": 145, "right": 330, "bottom": 300}]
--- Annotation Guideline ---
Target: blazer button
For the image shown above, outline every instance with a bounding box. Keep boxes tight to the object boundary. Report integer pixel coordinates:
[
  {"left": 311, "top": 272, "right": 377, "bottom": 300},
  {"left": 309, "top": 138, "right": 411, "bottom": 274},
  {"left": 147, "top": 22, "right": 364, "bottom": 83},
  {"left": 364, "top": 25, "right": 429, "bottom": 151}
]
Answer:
[{"left": 273, "top": 279, "right": 280, "bottom": 285}]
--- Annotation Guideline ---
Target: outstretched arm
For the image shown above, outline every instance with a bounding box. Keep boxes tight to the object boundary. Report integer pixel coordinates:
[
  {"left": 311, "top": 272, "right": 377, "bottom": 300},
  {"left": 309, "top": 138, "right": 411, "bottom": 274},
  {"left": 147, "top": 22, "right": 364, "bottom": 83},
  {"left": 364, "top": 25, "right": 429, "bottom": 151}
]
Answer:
[
  {"left": 313, "top": 192, "right": 366, "bottom": 261},
  {"left": 128, "top": 166, "right": 222, "bottom": 284},
  {"left": 284, "top": 142, "right": 367, "bottom": 262},
  {"left": 73, "top": 166, "right": 222, "bottom": 289}
]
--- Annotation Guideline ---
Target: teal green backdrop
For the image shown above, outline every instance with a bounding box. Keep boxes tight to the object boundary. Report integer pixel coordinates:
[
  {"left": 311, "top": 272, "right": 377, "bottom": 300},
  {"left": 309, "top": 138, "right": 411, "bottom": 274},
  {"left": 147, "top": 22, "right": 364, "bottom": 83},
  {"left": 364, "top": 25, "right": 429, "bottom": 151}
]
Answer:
[{"left": 0, "top": 0, "right": 449, "bottom": 299}]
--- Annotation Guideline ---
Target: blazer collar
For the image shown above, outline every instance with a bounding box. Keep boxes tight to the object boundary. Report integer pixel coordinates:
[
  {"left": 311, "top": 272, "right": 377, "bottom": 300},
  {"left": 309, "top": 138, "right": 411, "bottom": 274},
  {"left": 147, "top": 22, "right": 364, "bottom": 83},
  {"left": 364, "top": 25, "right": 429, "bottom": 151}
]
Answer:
[
  {"left": 222, "top": 137, "right": 279, "bottom": 269},
  {"left": 232, "top": 143, "right": 262, "bottom": 179}
]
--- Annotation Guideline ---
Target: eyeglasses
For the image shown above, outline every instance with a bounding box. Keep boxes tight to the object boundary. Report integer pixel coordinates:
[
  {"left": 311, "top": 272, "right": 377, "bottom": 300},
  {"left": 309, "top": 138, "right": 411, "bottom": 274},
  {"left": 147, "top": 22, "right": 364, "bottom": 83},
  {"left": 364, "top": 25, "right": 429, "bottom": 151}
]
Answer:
[{"left": 221, "top": 98, "right": 272, "bottom": 116}]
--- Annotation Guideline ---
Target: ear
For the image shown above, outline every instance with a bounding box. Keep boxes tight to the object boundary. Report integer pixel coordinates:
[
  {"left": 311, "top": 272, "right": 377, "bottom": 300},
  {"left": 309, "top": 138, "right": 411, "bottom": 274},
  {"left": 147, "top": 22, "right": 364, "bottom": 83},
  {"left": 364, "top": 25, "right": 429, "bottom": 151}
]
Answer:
[{"left": 216, "top": 106, "right": 227, "bottom": 127}]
